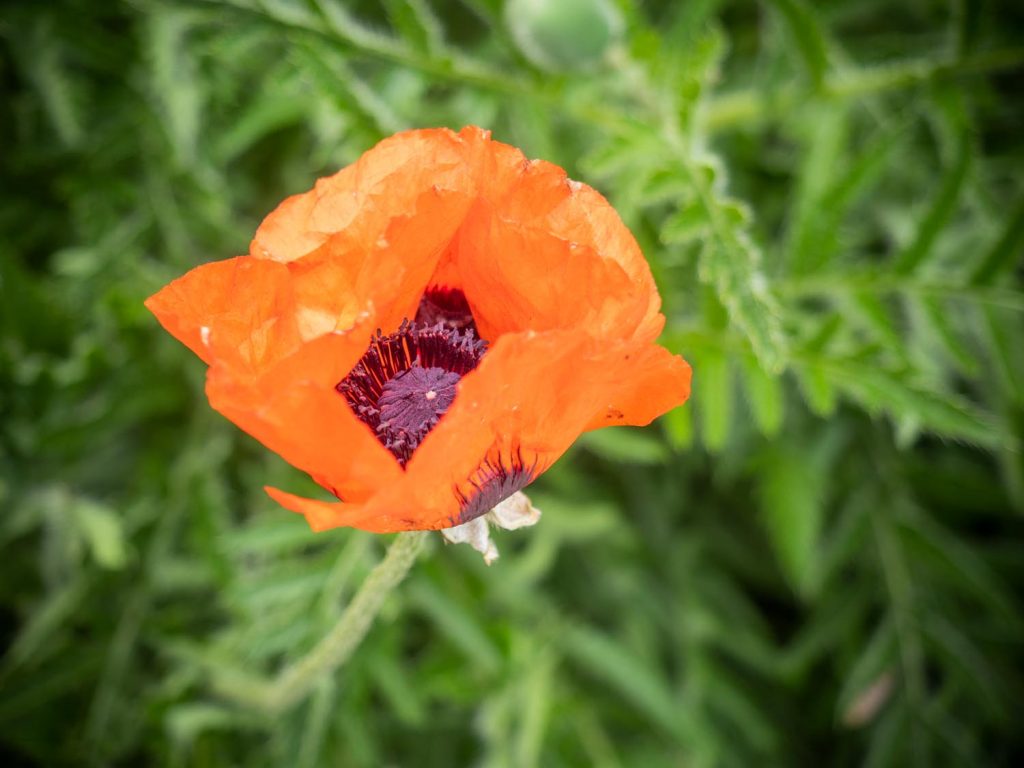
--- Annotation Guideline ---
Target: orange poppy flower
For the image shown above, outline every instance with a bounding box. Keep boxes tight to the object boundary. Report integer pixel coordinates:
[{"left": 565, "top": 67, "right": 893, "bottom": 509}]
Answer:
[{"left": 146, "top": 127, "right": 691, "bottom": 533}]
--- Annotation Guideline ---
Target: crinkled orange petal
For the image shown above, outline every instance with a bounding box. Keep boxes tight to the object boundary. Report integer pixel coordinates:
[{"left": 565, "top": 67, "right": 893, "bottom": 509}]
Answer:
[
  {"left": 273, "top": 329, "right": 690, "bottom": 532},
  {"left": 455, "top": 202, "right": 656, "bottom": 342},
  {"left": 585, "top": 343, "right": 693, "bottom": 430},
  {"left": 263, "top": 487, "right": 384, "bottom": 533},
  {"left": 206, "top": 325, "right": 402, "bottom": 503},
  {"left": 251, "top": 129, "right": 473, "bottom": 252},
  {"left": 251, "top": 130, "right": 478, "bottom": 333},
  {"left": 400, "top": 332, "right": 690, "bottom": 526},
  {"left": 145, "top": 256, "right": 302, "bottom": 374},
  {"left": 145, "top": 251, "right": 379, "bottom": 378},
  {"left": 449, "top": 142, "right": 663, "bottom": 343}
]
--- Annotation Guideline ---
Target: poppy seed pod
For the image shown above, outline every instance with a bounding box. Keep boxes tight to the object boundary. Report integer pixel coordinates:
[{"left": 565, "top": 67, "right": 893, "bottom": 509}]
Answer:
[
  {"left": 146, "top": 127, "right": 691, "bottom": 533},
  {"left": 506, "top": 0, "right": 623, "bottom": 72}
]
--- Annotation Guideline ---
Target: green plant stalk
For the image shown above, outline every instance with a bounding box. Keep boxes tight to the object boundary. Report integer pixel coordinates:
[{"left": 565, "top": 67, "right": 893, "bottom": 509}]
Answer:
[
  {"left": 703, "top": 47, "right": 1024, "bottom": 131},
  {"left": 185, "top": 0, "right": 1024, "bottom": 135},
  {"left": 212, "top": 530, "right": 429, "bottom": 714}
]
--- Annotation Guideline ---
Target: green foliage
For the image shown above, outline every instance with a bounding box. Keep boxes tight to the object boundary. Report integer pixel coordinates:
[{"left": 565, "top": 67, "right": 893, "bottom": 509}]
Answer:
[{"left": 2, "top": 0, "right": 1023, "bottom": 765}]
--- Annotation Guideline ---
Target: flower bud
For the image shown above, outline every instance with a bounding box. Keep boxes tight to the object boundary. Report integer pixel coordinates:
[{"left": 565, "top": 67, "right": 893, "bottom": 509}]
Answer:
[{"left": 505, "top": 0, "right": 623, "bottom": 71}]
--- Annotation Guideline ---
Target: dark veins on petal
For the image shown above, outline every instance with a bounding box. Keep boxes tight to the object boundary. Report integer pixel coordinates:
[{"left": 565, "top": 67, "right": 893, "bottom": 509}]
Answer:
[
  {"left": 337, "top": 291, "right": 486, "bottom": 466},
  {"left": 453, "top": 447, "right": 538, "bottom": 525}
]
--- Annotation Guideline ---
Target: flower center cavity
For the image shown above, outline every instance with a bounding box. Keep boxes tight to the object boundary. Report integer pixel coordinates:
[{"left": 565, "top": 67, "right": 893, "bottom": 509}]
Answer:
[
  {"left": 337, "top": 292, "right": 485, "bottom": 466},
  {"left": 415, "top": 285, "right": 478, "bottom": 333}
]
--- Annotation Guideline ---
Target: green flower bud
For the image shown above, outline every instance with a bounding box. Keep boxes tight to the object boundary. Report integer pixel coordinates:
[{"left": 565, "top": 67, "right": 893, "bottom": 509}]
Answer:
[{"left": 505, "top": 0, "right": 623, "bottom": 72}]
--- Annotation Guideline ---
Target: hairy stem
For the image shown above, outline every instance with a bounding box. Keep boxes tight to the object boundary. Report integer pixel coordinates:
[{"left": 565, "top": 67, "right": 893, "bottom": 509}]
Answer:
[{"left": 212, "top": 531, "right": 429, "bottom": 714}]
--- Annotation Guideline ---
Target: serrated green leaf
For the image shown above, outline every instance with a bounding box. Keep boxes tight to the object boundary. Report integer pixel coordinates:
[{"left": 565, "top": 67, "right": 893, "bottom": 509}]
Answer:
[
  {"left": 812, "top": 357, "right": 1009, "bottom": 447},
  {"left": 298, "top": 42, "right": 405, "bottom": 135},
  {"left": 578, "top": 427, "right": 670, "bottom": 465},
  {"left": 660, "top": 199, "right": 707, "bottom": 244},
  {"left": 845, "top": 291, "right": 906, "bottom": 362},
  {"left": 913, "top": 296, "right": 978, "bottom": 375},
  {"left": 695, "top": 347, "right": 732, "bottom": 451},
  {"left": 979, "top": 304, "right": 1024, "bottom": 402},
  {"left": 385, "top": 0, "right": 445, "bottom": 55},
  {"left": 663, "top": 404, "right": 694, "bottom": 450},
  {"left": 921, "top": 613, "right": 1009, "bottom": 726},
  {"left": 740, "top": 356, "right": 784, "bottom": 436},
  {"left": 797, "top": 364, "right": 837, "bottom": 417},
  {"left": 632, "top": 169, "right": 691, "bottom": 209},
  {"left": 214, "top": 91, "right": 311, "bottom": 162},
  {"left": 757, "top": 440, "right": 826, "bottom": 597},
  {"left": 767, "top": 0, "right": 829, "bottom": 88},
  {"left": 582, "top": 133, "right": 660, "bottom": 180},
  {"left": 969, "top": 195, "right": 1024, "bottom": 285},
  {"left": 561, "top": 625, "right": 686, "bottom": 742},
  {"left": 688, "top": 183, "right": 787, "bottom": 372},
  {"left": 3, "top": 580, "right": 88, "bottom": 670},
  {"left": 836, "top": 618, "right": 896, "bottom": 721},
  {"left": 73, "top": 500, "right": 128, "bottom": 570},
  {"left": 788, "top": 102, "right": 849, "bottom": 274},
  {"left": 146, "top": 9, "right": 202, "bottom": 165},
  {"left": 898, "top": 513, "right": 1023, "bottom": 630},
  {"left": 297, "top": 680, "right": 337, "bottom": 768},
  {"left": 407, "top": 580, "right": 502, "bottom": 673},
  {"left": 165, "top": 703, "right": 262, "bottom": 747},
  {"left": 22, "top": 20, "right": 83, "bottom": 147},
  {"left": 893, "top": 128, "right": 971, "bottom": 274},
  {"left": 367, "top": 652, "right": 426, "bottom": 726}
]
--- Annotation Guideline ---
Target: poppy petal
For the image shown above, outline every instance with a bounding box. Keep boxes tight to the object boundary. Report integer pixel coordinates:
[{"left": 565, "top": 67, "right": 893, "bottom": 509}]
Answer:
[
  {"left": 207, "top": 328, "right": 402, "bottom": 504},
  {"left": 145, "top": 252, "right": 380, "bottom": 377},
  {"left": 263, "top": 486, "right": 386, "bottom": 533},
  {"left": 251, "top": 131, "right": 478, "bottom": 333},
  {"left": 283, "top": 329, "right": 690, "bottom": 532},
  {"left": 453, "top": 149, "right": 663, "bottom": 343},
  {"left": 585, "top": 343, "right": 693, "bottom": 429},
  {"left": 145, "top": 256, "right": 301, "bottom": 372},
  {"left": 405, "top": 331, "right": 672, "bottom": 518},
  {"left": 250, "top": 129, "right": 474, "bottom": 252}
]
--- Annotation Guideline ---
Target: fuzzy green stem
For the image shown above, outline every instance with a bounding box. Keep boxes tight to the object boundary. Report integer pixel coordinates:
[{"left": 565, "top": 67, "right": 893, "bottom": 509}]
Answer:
[{"left": 213, "top": 531, "right": 428, "bottom": 714}]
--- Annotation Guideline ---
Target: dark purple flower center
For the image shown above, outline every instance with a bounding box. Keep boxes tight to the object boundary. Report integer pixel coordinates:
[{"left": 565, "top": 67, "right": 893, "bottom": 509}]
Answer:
[
  {"left": 378, "top": 366, "right": 460, "bottom": 435},
  {"left": 337, "top": 312, "right": 486, "bottom": 466},
  {"left": 337, "top": 288, "right": 539, "bottom": 522}
]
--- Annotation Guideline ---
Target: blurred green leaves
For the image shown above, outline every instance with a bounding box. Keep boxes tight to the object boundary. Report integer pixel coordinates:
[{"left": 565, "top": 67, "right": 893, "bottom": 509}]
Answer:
[
  {"left": 757, "top": 433, "right": 832, "bottom": 599},
  {"left": 505, "top": 0, "right": 622, "bottom": 71},
  {"left": 2, "top": 0, "right": 1024, "bottom": 765}
]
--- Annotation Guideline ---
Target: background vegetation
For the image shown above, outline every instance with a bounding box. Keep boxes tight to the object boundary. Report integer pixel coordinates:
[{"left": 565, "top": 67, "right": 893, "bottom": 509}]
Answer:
[{"left": 2, "top": 0, "right": 1023, "bottom": 765}]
